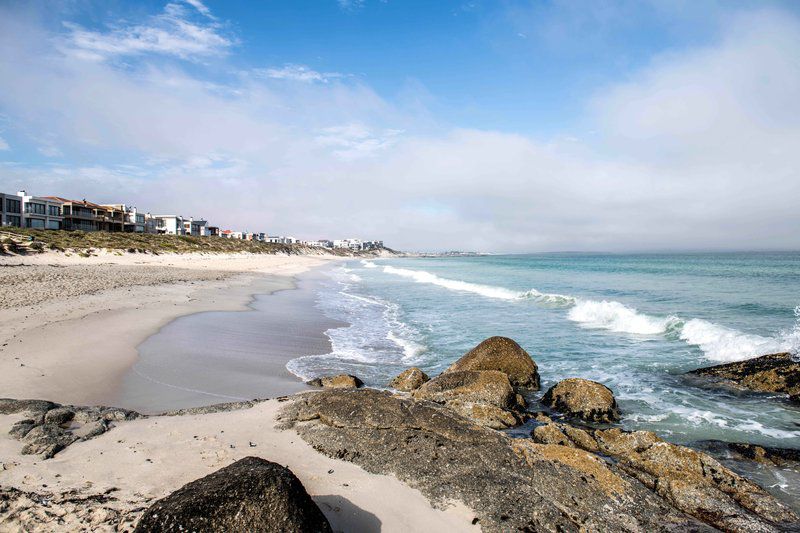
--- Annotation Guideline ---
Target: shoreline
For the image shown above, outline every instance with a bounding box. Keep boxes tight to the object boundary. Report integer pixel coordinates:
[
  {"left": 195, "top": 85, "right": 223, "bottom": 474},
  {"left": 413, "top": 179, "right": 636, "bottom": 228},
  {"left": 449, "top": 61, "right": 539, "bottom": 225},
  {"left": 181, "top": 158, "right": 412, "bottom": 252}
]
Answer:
[{"left": 0, "top": 251, "right": 339, "bottom": 406}]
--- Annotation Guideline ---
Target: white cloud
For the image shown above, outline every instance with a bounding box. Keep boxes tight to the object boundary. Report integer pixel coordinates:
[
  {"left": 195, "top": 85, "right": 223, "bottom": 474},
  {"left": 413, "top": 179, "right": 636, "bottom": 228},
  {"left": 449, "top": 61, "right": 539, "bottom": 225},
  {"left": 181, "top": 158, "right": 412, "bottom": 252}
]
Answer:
[
  {"left": 256, "top": 64, "right": 343, "bottom": 83},
  {"left": 62, "top": 2, "right": 233, "bottom": 61},
  {"left": 183, "top": 0, "right": 215, "bottom": 19},
  {"left": 0, "top": 4, "right": 799, "bottom": 251},
  {"left": 337, "top": 0, "right": 365, "bottom": 10},
  {"left": 0, "top": 136, "right": 8, "bottom": 151}
]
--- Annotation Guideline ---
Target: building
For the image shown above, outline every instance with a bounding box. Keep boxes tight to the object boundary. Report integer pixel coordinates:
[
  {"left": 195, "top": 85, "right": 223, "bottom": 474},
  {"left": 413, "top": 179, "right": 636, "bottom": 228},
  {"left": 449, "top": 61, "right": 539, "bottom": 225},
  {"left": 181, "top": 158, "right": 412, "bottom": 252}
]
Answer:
[
  {"left": 143, "top": 213, "right": 158, "bottom": 234},
  {"left": 303, "top": 240, "right": 333, "bottom": 248},
  {"left": 266, "top": 235, "right": 297, "bottom": 244},
  {"left": 183, "top": 217, "right": 208, "bottom": 237},
  {"left": 207, "top": 226, "right": 220, "bottom": 237},
  {"left": 17, "top": 191, "right": 64, "bottom": 230},
  {"left": 103, "top": 204, "right": 147, "bottom": 233},
  {"left": 154, "top": 215, "right": 187, "bottom": 235},
  {"left": 1, "top": 192, "right": 23, "bottom": 228},
  {"left": 42, "top": 197, "right": 121, "bottom": 232}
]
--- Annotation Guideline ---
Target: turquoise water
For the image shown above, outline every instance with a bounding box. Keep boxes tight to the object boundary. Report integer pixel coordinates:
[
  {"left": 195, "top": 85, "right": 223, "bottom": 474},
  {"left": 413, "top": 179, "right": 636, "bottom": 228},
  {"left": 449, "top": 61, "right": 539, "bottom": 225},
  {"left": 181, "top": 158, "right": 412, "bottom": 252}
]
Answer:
[{"left": 287, "top": 253, "right": 800, "bottom": 449}]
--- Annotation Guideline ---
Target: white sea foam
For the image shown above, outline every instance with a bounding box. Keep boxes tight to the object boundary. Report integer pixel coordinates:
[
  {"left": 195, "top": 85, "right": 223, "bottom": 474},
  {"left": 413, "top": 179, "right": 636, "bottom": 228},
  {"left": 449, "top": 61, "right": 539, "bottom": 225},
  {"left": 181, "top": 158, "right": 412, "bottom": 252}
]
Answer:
[
  {"left": 375, "top": 264, "right": 800, "bottom": 363},
  {"left": 381, "top": 265, "right": 574, "bottom": 304},
  {"left": 387, "top": 331, "right": 427, "bottom": 362},
  {"left": 567, "top": 299, "right": 681, "bottom": 335},
  {"left": 361, "top": 260, "right": 377, "bottom": 268}
]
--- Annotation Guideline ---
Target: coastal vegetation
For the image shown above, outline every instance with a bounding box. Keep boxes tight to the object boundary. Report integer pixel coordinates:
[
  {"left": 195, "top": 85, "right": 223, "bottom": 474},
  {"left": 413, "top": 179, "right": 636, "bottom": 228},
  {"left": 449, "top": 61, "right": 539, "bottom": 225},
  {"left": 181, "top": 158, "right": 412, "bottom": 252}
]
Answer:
[{"left": 0, "top": 228, "right": 390, "bottom": 256}]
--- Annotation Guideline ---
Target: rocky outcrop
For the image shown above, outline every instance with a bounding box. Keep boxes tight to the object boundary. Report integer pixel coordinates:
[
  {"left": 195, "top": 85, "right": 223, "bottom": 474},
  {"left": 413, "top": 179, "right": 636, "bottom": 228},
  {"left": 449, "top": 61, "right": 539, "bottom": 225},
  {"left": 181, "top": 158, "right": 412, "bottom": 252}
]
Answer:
[
  {"left": 445, "top": 336, "right": 540, "bottom": 389},
  {"left": 531, "top": 422, "right": 798, "bottom": 531},
  {"left": 389, "top": 367, "right": 430, "bottom": 391},
  {"left": 413, "top": 370, "right": 525, "bottom": 429},
  {"left": 0, "top": 398, "right": 142, "bottom": 458},
  {"left": 540, "top": 378, "right": 620, "bottom": 423},
  {"left": 282, "top": 388, "right": 753, "bottom": 532},
  {"left": 134, "top": 457, "right": 331, "bottom": 532},
  {"left": 688, "top": 352, "right": 800, "bottom": 403},
  {"left": 306, "top": 374, "right": 364, "bottom": 389}
]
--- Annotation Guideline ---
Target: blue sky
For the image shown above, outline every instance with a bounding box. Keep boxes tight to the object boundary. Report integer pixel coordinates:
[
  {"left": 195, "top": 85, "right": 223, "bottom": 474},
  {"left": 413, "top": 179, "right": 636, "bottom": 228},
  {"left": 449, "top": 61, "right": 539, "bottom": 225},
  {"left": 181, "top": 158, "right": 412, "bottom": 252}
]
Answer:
[{"left": 1, "top": 1, "right": 800, "bottom": 251}]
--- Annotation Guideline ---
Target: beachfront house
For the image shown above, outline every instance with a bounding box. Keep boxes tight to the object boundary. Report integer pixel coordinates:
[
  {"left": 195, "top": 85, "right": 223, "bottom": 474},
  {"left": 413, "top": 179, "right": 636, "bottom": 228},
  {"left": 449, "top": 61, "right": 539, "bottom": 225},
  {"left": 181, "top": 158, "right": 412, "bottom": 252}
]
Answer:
[
  {"left": 103, "top": 204, "right": 148, "bottom": 233},
  {"left": 207, "top": 226, "right": 220, "bottom": 237},
  {"left": 303, "top": 240, "right": 333, "bottom": 248},
  {"left": 182, "top": 217, "right": 208, "bottom": 237},
  {"left": 18, "top": 191, "right": 64, "bottom": 230},
  {"left": 154, "top": 215, "right": 187, "bottom": 235},
  {"left": 0, "top": 192, "right": 23, "bottom": 228},
  {"left": 43, "top": 197, "right": 124, "bottom": 232},
  {"left": 266, "top": 235, "right": 297, "bottom": 244}
]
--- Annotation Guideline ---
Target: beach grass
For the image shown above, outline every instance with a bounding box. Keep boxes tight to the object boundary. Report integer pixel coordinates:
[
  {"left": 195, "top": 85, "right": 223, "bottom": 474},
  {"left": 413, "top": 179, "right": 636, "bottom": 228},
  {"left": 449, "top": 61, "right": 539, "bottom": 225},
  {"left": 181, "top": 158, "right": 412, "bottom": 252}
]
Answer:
[{"left": 0, "top": 227, "right": 363, "bottom": 256}]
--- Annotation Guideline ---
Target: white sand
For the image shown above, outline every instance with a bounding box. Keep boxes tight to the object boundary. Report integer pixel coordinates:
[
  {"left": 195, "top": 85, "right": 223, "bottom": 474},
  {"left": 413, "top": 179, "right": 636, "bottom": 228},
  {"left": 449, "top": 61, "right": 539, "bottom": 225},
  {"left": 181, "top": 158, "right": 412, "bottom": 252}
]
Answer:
[{"left": 0, "top": 251, "right": 477, "bottom": 531}]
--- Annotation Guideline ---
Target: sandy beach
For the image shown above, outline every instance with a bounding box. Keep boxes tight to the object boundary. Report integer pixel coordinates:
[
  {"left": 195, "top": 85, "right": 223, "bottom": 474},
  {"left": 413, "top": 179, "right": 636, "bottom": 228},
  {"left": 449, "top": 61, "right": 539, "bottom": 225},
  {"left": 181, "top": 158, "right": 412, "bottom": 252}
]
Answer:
[{"left": 0, "top": 250, "right": 478, "bottom": 531}]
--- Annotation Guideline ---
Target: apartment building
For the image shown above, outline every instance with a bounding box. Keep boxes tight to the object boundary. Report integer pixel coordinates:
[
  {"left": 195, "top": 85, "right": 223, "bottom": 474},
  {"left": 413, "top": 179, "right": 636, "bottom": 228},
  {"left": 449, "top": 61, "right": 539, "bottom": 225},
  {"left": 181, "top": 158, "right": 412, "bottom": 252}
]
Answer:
[
  {"left": 303, "top": 240, "right": 334, "bottom": 248},
  {"left": 0, "top": 192, "right": 23, "bottom": 228},
  {"left": 154, "top": 215, "right": 186, "bottom": 235},
  {"left": 103, "top": 204, "right": 148, "bottom": 233},
  {"left": 183, "top": 217, "right": 208, "bottom": 237},
  {"left": 18, "top": 191, "right": 64, "bottom": 230}
]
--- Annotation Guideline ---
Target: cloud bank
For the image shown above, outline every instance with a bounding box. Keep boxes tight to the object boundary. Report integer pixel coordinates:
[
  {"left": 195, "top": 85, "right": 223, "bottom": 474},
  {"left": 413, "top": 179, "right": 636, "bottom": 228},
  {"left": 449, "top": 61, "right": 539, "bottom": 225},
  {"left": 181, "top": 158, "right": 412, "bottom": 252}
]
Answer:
[{"left": 0, "top": 3, "right": 798, "bottom": 252}]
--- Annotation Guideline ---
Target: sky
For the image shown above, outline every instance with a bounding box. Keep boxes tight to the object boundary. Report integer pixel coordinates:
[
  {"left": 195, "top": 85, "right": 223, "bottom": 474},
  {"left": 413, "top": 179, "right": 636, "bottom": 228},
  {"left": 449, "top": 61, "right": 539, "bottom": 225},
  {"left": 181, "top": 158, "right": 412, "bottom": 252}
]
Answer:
[{"left": 1, "top": 0, "right": 799, "bottom": 252}]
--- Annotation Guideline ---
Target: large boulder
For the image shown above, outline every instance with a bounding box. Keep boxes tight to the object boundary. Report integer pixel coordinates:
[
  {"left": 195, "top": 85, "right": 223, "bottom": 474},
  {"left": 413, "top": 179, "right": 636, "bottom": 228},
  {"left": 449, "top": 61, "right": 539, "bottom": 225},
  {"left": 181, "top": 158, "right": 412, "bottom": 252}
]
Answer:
[
  {"left": 134, "top": 457, "right": 332, "bottom": 532},
  {"left": 540, "top": 378, "right": 620, "bottom": 423},
  {"left": 688, "top": 352, "right": 800, "bottom": 403},
  {"left": 281, "top": 389, "right": 740, "bottom": 531},
  {"left": 445, "top": 336, "right": 540, "bottom": 389},
  {"left": 20, "top": 424, "right": 78, "bottom": 459},
  {"left": 414, "top": 370, "right": 517, "bottom": 409},
  {"left": 306, "top": 374, "right": 364, "bottom": 389},
  {"left": 389, "top": 367, "right": 430, "bottom": 391}
]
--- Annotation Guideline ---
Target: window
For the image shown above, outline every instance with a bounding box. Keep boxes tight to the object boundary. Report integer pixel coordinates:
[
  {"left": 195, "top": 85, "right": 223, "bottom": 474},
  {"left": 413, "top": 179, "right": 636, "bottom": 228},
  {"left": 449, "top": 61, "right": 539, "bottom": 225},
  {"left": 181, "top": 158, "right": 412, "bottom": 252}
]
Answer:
[
  {"left": 25, "top": 202, "right": 46, "bottom": 215},
  {"left": 26, "top": 218, "right": 45, "bottom": 229},
  {"left": 48, "top": 205, "right": 61, "bottom": 216},
  {"left": 5, "top": 199, "right": 21, "bottom": 213},
  {"left": 5, "top": 215, "right": 21, "bottom": 227},
  {"left": 136, "top": 214, "right": 145, "bottom": 223},
  {"left": 46, "top": 220, "right": 61, "bottom": 230}
]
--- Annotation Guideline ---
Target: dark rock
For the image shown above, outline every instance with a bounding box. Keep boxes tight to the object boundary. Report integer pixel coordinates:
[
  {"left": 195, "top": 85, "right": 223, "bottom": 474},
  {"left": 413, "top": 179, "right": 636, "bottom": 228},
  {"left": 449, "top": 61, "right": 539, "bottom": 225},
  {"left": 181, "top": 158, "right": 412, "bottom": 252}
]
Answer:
[
  {"left": 530, "top": 423, "right": 798, "bottom": 531},
  {"left": 134, "top": 456, "right": 332, "bottom": 533},
  {"left": 160, "top": 400, "right": 259, "bottom": 416},
  {"left": 44, "top": 407, "right": 75, "bottom": 426},
  {"left": 445, "top": 336, "right": 540, "bottom": 389},
  {"left": 20, "top": 424, "right": 78, "bottom": 459},
  {"left": 281, "top": 389, "right": 718, "bottom": 532},
  {"left": 0, "top": 399, "right": 58, "bottom": 416},
  {"left": 8, "top": 419, "right": 37, "bottom": 439},
  {"left": 688, "top": 352, "right": 800, "bottom": 402},
  {"left": 540, "top": 378, "right": 620, "bottom": 423},
  {"left": 306, "top": 374, "right": 364, "bottom": 389},
  {"left": 388, "top": 367, "right": 430, "bottom": 391}
]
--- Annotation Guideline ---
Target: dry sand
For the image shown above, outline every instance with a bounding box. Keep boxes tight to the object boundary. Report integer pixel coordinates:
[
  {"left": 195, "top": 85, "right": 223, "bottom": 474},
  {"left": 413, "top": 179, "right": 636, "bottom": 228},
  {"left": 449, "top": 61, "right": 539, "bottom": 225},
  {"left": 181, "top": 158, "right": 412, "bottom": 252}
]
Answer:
[{"left": 0, "top": 250, "right": 477, "bottom": 531}]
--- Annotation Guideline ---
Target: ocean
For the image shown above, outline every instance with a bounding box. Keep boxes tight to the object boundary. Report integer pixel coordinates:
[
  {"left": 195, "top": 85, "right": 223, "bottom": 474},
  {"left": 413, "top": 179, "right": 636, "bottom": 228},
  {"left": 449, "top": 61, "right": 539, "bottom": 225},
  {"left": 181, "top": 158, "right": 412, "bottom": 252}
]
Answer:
[{"left": 287, "top": 252, "right": 800, "bottom": 450}]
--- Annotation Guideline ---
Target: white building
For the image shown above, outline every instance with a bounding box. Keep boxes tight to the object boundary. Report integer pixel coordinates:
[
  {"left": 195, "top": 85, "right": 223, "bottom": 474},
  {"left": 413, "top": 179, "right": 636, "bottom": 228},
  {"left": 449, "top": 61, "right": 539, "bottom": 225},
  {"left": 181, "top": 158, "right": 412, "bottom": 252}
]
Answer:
[
  {"left": 15, "top": 191, "right": 64, "bottom": 230},
  {"left": 183, "top": 217, "right": 208, "bottom": 236},
  {"left": 103, "top": 204, "right": 148, "bottom": 233},
  {"left": 154, "top": 215, "right": 187, "bottom": 235},
  {"left": 303, "top": 239, "right": 333, "bottom": 248},
  {"left": 266, "top": 236, "right": 297, "bottom": 244}
]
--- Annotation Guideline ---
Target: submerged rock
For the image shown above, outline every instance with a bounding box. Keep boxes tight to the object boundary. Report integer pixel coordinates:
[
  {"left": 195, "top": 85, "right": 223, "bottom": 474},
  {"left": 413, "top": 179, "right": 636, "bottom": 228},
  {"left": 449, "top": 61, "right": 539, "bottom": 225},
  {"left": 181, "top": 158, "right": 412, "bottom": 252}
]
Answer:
[
  {"left": 281, "top": 389, "right": 719, "bottom": 532},
  {"left": 531, "top": 422, "right": 798, "bottom": 531},
  {"left": 540, "top": 378, "right": 620, "bottom": 423},
  {"left": 306, "top": 374, "right": 364, "bottom": 389},
  {"left": 445, "top": 336, "right": 540, "bottom": 389},
  {"left": 134, "top": 456, "right": 332, "bottom": 532},
  {"left": 688, "top": 352, "right": 800, "bottom": 403},
  {"left": 389, "top": 367, "right": 430, "bottom": 391}
]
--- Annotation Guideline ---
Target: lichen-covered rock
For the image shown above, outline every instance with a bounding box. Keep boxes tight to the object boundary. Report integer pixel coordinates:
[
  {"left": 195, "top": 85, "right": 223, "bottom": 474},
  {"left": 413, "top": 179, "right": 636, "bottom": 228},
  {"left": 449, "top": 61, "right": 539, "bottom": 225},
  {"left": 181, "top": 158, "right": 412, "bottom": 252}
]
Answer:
[
  {"left": 444, "top": 400, "right": 520, "bottom": 430},
  {"left": 306, "top": 374, "right": 364, "bottom": 389},
  {"left": 540, "top": 378, "right": 620, "bottom": 422},
  {"left": 388, "top": 367, "right": 430, "bottom": 391},
  {"left": 134, "top": 457, "right": 332, "bottom": 532},
  {"left": 688, "top": 352, "right": 800, "bottom": 402},
  {"left": 281, "top": 389, "right": 713, "bottom": 532},
  {"left": 530, "top": 423, "right": 798, "bottom": 531},
  {"left": 44, "top": 407, "right": 75, "bottom": 426},
  {"left": 414, "top": 370, "right": 518, "bottom": 409},
  {"left": 0, "top": 399, "right": 57, "bottom": 417},
  {"left": 445, "top": 336, "right": 540, "bottom": 389}
]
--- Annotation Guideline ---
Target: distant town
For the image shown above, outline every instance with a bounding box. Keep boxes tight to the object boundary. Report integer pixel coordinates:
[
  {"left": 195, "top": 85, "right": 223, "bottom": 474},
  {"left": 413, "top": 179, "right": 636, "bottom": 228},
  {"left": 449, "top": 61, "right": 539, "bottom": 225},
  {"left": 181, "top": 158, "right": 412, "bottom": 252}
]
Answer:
[{"left": 0, "top": 190, "right": 384, "bottom": 251}]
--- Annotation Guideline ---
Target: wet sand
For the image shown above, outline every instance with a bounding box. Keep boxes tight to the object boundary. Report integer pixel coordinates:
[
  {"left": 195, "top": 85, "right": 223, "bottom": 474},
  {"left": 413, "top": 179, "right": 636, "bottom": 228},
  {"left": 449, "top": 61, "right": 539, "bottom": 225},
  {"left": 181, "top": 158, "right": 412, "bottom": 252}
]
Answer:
[{"left": 118, "top": 269, "right": 347, "bottom": 413}]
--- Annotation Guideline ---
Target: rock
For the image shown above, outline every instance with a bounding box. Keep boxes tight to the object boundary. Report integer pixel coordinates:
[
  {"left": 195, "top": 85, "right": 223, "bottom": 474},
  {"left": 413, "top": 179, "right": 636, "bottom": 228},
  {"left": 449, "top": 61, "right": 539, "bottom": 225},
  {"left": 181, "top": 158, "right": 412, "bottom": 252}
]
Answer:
[
  {"left": 445, "top": 336, "right": 540, "bottom": 389},
  {"left": 530, "top": 423, "right": 798, "bottom": 531},
  {"left": 280, "top": 389, "right": 715, "bottom": 531},
  {"left": 414, "top": 370, "right": 519, "bottom": 409},
  {"left": 8, "top": 419, "right": 37, "bottom": 439},
  {"left": 133, "top": 456, "right": 332, "bottom": 533},
  {"left": 306, "top": 374, "right": 364, "bottom": 389},
  {"left": 20, "top": 424, "right": 78, "bottom": 459},
  {"left": 444, "top": 400, "right": 520, "bottom": 430},
  {"left": 688, "top": 352, "right": 800, "bottom": 402},
  {"left": 0, "top": 399, "right": 57, "bottom": 417},
  {"left": 72, "top": 420, "right": 109, "bottom": 440},
  {"left": 44, "top": 407, "right": 75, "bottom": 426},
  {"left": 540, "top": 378, "right": 620, "bottom": 422},
  {"left": 389, "top": 367, "right": 429, "bottom": 391},
  {"left": 160, "top": 400, "right": 259, "bottom": 416}
]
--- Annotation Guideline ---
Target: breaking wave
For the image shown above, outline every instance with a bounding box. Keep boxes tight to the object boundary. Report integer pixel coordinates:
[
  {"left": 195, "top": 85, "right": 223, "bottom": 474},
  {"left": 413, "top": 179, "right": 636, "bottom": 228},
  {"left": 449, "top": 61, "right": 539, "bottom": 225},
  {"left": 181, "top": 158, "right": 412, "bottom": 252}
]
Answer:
[{"left": 375, "top": 264, "right": 800, "bottom": 363}]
